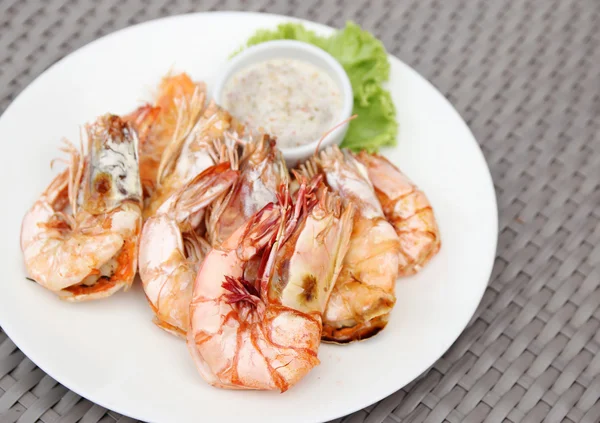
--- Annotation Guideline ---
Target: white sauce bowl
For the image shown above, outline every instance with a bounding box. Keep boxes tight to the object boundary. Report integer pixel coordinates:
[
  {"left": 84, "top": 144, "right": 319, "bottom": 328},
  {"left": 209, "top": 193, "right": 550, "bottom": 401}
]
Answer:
[{"left": 211, "top": 40, "right": 354, "bottom": 167}]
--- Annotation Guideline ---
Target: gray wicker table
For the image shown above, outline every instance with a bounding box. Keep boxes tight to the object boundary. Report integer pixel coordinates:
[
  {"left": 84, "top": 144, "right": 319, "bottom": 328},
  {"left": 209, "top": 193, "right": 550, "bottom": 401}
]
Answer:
[{"left": 1, "top": 0, "right": 599, "bottom": 422}]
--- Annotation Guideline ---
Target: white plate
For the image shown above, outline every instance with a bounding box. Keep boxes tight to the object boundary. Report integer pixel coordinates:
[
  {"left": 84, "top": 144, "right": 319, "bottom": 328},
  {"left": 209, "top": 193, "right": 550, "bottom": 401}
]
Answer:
[{"left": 0, "top": 11, "right": 497, "bottom": 423}]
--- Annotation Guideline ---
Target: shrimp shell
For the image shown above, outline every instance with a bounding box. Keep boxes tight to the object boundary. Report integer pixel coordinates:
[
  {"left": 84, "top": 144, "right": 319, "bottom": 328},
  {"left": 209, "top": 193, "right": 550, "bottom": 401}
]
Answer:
[{"left": 355, "top": 151, "right": 441, "bottom": 276}]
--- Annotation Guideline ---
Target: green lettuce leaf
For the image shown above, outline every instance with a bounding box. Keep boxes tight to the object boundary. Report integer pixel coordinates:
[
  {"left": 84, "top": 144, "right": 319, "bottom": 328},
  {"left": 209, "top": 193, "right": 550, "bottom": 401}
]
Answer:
[
  {"left": 345, "top": 87, "right": 397, "bottom": 152},
  {"left": 233, "top": 22, "right": 398, "bottom": 152},
  {"left": 232, "top": 24, "right": 328, "bottom": 54}
]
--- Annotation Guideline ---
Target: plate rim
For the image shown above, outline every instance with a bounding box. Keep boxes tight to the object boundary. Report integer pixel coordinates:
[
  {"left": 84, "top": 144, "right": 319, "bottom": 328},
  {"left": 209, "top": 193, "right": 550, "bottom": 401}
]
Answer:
[{"left": 0, "top": 10, "right": 498, "bottom": 423}]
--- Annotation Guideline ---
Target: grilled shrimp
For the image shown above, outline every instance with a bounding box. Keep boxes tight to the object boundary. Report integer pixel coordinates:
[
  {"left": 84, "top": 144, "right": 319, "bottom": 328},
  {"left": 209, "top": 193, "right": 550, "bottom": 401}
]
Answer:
[
  {"left": 138, "top": 163, "right": 238, "bottom": 336},
  {"left": 301, "top": 145, "right": 400, "bottom": 343},
  {"left": 187, "top": 181, "right": 354, "bottom": 391},
  {"left": 144, "top": 101, "right": 242, "bottom": 219},
  {"left": 355, "top": 152, "right": 441, "bottom": 276},
  {"left": 125, "top": 73, "right": 205, "bottom": 197},
  {"left": 205, "top": 133, "right": 288, "bottom": 247},
  {"left": 20, "top": 115, "right": 143, "bottom": 301}
]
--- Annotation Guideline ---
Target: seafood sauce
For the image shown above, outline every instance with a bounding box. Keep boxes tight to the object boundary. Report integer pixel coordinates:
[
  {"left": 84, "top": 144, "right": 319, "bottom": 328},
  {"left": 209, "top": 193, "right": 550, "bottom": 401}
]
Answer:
[{"left": 221, "top": 58, "right": 343, "bottom": 148}]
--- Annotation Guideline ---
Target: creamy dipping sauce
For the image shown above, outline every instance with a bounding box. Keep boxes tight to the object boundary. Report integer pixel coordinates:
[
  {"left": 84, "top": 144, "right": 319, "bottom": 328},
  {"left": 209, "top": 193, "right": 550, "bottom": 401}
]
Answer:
[{"left": 221, "top": 58, "right": 343, "bottom": 148}]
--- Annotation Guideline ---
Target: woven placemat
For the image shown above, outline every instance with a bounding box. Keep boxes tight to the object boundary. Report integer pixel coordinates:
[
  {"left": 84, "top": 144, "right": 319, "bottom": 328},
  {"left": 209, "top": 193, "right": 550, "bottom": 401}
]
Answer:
[{"left": 1, "top": 0, "right": 599, "bottom": 422}]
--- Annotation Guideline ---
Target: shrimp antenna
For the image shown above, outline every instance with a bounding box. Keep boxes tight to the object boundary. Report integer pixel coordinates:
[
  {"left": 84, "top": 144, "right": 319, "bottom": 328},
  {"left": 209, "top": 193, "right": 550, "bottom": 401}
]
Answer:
[{"left": 313, "top": 114, "right": 358, "bottom": 157}]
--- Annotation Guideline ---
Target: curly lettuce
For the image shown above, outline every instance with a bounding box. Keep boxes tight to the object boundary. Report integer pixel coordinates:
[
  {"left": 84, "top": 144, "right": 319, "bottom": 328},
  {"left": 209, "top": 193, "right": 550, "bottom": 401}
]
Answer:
[{"left": 233, "top": 22, "right": 397, "bottom": 152}]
